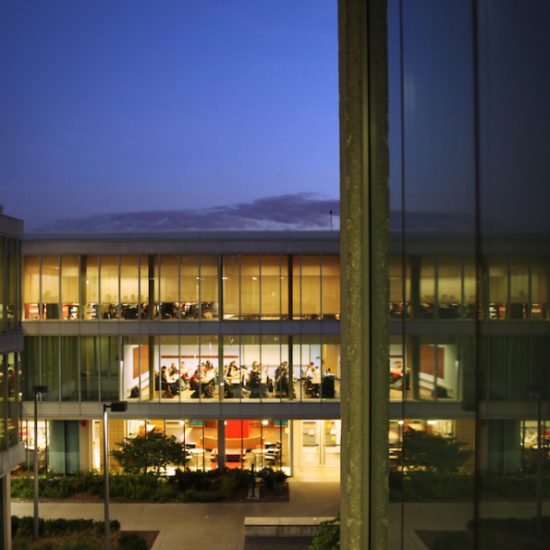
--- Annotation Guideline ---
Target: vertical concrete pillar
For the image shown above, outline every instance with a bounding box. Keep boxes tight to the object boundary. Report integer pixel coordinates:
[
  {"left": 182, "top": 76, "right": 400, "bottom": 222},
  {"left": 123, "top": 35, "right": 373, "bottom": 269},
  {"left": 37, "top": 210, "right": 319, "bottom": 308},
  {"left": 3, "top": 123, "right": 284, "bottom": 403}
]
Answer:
[
  {"left": 217, "top": 420, "right": 226, "bottom": 470},
  {"left": 339, "top": 0, "right": 389, "bottom": 548},
  {"left": 1, "top": 474, "right": 12, "bottom": 550},
  {"left": 79, "top": 420, "right": 91, "bottom": 472}
]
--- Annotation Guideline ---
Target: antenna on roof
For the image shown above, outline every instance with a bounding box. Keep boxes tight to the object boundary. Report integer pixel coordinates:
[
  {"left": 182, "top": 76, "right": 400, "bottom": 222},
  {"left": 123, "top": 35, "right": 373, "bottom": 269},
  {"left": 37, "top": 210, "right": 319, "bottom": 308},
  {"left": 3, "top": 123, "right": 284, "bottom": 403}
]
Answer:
[{"left": 329, "top": 209, "right": 333, "bottom": 231}]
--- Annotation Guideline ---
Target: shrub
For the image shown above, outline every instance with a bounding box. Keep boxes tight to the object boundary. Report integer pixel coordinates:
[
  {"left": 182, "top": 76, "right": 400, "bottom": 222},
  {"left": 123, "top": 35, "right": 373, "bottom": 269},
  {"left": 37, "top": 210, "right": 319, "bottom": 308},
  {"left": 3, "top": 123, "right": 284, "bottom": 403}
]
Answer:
[
  {"left": 309, "top": 517, "right": 339, "bottom": 550},
  {"left": 11, "top": 516, "right": 120, "bottom": 537},
  {"left": 112, "top": 432, "right": 187, "bottom": 475},
  {"left": 256, "top": 468, "right": 287, "bottom": 494},
  {"left": 117, "top": 532, "right": 148, "bottom": 550},
  {"left": 390, "top": 472, "right": 474, "bottom": 502},
  {"left": 403, "top": 430, "right": 471, "bottom": 474}
]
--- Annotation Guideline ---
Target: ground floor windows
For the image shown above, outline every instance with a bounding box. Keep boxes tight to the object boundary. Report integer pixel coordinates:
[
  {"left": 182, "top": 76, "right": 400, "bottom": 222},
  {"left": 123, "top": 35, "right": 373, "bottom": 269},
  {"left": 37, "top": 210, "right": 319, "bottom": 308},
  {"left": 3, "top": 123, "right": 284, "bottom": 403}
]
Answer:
[{"left": 20, "top": 418, "right": 342, "bottom": 477}]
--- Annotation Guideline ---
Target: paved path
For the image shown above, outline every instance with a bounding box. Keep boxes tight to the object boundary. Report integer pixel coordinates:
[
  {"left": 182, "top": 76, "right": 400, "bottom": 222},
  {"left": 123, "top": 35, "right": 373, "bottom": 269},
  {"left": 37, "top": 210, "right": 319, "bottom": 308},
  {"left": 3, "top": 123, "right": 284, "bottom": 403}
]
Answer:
[
  {"left": 12, "top": 480, "right": 340, "bottom": 550},
  {"left": 14, "top": 487, "right": 550, "bottom": 549}
]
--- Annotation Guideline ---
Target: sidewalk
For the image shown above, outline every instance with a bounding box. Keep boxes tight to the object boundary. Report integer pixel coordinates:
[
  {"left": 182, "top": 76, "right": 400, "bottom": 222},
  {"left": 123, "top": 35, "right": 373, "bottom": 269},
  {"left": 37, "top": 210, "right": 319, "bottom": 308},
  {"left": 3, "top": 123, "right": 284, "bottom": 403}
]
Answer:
[
  {"left": 15, "top": 486, "right": 547, "bottom": 549},
  {"left": 12, "top": 480, "right": 340, "bottom": 550}
]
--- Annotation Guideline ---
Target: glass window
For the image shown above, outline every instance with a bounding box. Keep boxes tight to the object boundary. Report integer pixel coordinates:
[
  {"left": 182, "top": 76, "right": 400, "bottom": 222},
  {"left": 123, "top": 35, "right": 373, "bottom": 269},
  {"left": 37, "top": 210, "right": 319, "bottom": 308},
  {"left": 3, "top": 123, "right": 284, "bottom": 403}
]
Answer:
[
  {"left": 222, "top": 256, "right": 239, "bottom": 320},
  {"left": 488, "top": 257, "right": 508, "bottom": 320},
  {"left": 7, "top": 352, "right": 20, "bottom": 446},
  {"left": 84, "top": 256, "right": 100, "bottom": 320},
  {"left": 200, "top": 256, "right": 218, "bottom": 319},
  {"left": 81, "top": 336, "right": 99, "bottom": 401},
  {"left": 261, "top": 255, "right": 283, "bottom": 320},
  {"left": 159, "top": 256, "right": 179, "bottom": 320},
  {"left": 180, "top": 256, "right": 199, "bottom": 319},
  {"left": 42, "top": 256, "right": 60, "bottom": 319},
  {"left": 292, "top": 256, "right": 301, "bottom": 320},
  {"left": 241, "top": 256, "right": 260, "bottom": 320},
  {"left": 462, "top": 257, "right": 476, "bottom": 319},
  {"left": 531, "top": 259, "right": 548, "bottom": 320},
  {"left": 60, "top": 336, "right": 79, "bottom": 401},
  {"left": 294, "top": 336, "right": 320, "bottom": 401},
  {"left": 186, "top": 335, "right": 218, "bottom": 400},
  {"left": 510, "top": 259, "right": 529, "bottom": 320},
  {"left": 122, "top": 336, "right": 147, "bottom": 400},
  {"left": 438, "top": 257, "right": 461, "bottom": 319},
  {"left": 416, "top": 257, "right": 435, "bottom": 319},
  {"left": 120, "top": 256, "right": 139, "bottom": 319},
  {"left": 389, "top": 336, "right": 408, "bottom": 401},
  {"left": 0, "top": 355, "right": 6, "bottom": 449},
  {"left": 300, "top": 256, "right": 321, "bottom": 319},
  {"left": 0, "top": 238, "right": 4, "bottom": 332},
  {"left": 6, "top": 238, "right": 19, "bottom": 328},
  {"left": 22, "top": 337, "right": 40, "bottom": 400},
  {"left": 180, "top": 334, "right": 199, "bottom": 398},
  {"left": 61, "top": 256, "right": 80, "bottom": 320},
  {"left": 100, "top": 256, "right": 119, "bottom": 319},
  {"left": 222, "top": 335, "right": 243, "bottom": 399},
  {"left": 158, "top": 335, "right": 179, "bottom": 400},
  {"left": 417, "top": 339, "right": 437, "bottom": 400},
  {"left": 41, "top": 336, "right": 60, "bottom": 401},
  {"left": 321, "top": 335, "right": 340, "bottom": 399},
  {"left": 389, "top": 256, "right": 410, "bottom": 319},
  {"left": 321, "top": 255, "right": 340, "bottom": 319},
  {"left": 23, "top": 256, "right": 40, "bottom": 320},
  {"left": 138, "top": 256, "right": 149, "bottom": 319},
  {"left": 100, "top": 336, "right": 119, "bottom": 402}
]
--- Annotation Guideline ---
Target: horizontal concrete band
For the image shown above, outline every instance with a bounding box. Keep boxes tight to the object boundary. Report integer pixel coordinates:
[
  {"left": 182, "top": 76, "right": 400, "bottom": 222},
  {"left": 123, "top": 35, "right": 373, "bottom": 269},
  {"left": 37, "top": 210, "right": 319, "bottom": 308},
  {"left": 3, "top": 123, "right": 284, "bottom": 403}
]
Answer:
[
  {"left": 244, "top": 516, "right": 335, "bottom": 537},
  {"left": 0, "top": 442, "right": 25, "bottom": 477},
  {"left": 22, "top": 400, "right": 341, "bottom": 420}
]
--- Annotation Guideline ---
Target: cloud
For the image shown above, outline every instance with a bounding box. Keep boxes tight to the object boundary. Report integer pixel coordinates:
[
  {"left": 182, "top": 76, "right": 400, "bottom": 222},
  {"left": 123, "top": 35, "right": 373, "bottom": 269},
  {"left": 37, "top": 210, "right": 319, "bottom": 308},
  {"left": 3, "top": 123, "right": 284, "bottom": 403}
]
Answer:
[{"left": 31, "top": 193, "right": 341, "bottom": 232}]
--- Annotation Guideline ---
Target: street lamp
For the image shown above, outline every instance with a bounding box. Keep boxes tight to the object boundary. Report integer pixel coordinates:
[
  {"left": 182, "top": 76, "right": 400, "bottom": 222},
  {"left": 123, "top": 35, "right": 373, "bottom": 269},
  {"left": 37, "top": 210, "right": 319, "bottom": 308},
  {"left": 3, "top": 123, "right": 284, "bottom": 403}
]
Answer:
[
  {"left": 527, "top": 384, "right": 543, "bottom": 543},
  {"left": 32, "top": 385, "right": 47, "bottom": 540},
  {"left": 103, "top": 401, "right": 127, "bottom": 550}
]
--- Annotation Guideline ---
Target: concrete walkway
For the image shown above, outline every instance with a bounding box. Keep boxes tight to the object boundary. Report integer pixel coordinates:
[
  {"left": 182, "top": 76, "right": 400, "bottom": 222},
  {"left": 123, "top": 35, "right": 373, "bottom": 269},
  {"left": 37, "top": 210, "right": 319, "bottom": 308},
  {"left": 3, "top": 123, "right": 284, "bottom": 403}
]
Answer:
[
  {"left": 12, "top": 480, "right": 340, "bottom": 550},
  {"left": 14, "top": 486, "right": 550, "bottom": 549}
]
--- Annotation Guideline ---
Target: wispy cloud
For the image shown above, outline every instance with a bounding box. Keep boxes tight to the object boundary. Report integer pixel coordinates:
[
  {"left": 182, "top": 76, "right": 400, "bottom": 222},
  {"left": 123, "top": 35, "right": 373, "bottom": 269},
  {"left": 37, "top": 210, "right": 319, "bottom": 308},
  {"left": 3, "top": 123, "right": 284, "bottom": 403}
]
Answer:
[{"left": 32, "top": 193, "right": 340, "bottom": 232}]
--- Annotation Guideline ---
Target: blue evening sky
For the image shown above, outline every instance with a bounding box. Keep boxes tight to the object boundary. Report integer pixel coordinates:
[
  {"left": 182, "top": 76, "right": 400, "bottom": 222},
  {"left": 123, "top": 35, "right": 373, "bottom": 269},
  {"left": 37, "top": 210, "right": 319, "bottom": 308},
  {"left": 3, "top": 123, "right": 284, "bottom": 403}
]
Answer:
[{"left": 0, "top": 1, "right": 338, "bottom": 229}]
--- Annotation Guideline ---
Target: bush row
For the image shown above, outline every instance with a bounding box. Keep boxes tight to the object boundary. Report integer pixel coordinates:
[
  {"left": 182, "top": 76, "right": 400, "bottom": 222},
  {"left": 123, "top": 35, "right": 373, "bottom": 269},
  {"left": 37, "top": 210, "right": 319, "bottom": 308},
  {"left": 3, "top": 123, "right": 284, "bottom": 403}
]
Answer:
[
  {"left": 431, "top": 517, "right": 550, "bottom": 550},
  {"left": 389, "top": 471, "right": 550, "bottom": 502},
  {"left": 11, "top": 467, "right": 287, "bottom": 502},
  {"left": 12, "top": 517, "right": 148, "bottom": 550},
  {"left": 12, "top": 516, "right": 120, "bottom": 537}
]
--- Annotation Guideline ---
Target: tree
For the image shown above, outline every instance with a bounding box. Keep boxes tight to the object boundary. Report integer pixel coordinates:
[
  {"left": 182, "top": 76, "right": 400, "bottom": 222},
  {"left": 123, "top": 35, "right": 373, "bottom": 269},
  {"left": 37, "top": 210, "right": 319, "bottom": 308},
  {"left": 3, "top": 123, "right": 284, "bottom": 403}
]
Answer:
[
  {"left": 111, "top": 431, "right": 187, "bottom": 475},
  {"left": 403, "top": 430, "right": 471, "bottom": 474}
]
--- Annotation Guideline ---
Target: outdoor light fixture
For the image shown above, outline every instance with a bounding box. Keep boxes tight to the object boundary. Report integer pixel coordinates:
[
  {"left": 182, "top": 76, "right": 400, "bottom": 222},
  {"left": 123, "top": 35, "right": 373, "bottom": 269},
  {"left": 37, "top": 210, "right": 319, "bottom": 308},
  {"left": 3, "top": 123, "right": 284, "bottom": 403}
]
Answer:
[
  {"left": 33, "top": 385, "right": 48, "bottom": 540},
  {"left": 103, "top": 401, "right": 127, "bottom": 550}
]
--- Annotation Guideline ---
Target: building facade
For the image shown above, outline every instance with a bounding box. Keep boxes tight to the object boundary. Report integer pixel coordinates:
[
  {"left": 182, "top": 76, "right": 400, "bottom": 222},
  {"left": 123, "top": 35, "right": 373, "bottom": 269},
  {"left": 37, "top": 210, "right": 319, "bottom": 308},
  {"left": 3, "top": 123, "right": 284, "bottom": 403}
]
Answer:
[
  {"left": 17, "top": 230, "right": 550, "bottom": 480},
  {"left": 0, "top": 207, "right": 24, "bottom": 548},
  {"left": 20, "top": 231, "right": 341, "bottom": 476}
]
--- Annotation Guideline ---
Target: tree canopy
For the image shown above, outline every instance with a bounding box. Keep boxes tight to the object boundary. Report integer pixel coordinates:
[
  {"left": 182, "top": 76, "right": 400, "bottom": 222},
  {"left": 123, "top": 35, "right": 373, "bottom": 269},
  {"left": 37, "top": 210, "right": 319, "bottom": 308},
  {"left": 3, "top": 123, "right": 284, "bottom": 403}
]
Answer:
[{"left": 111, "top": 431, "right": 187, "bottom": 475}]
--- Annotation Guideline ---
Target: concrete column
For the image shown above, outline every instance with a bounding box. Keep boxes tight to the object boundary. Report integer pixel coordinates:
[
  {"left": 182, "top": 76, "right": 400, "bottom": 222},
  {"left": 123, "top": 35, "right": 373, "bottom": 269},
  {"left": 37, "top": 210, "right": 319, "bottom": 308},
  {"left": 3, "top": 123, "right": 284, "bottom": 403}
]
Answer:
[
  {"left": 79, "top": 420, "right": 91, "bottom": 472},
  {"left": 339, "top": 0, "right": 389, "bottom": 548},
  {"left": 217, "top": 420, "right": 225, "bottom": 470},
  {"left": 1, "top": 474, "right": 12, "bottom": 550}
]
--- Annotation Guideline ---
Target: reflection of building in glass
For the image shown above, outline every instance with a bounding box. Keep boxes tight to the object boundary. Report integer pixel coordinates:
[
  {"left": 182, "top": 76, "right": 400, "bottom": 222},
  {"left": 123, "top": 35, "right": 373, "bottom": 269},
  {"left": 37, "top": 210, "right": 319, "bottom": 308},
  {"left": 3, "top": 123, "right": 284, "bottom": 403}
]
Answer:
[
  {"left": 20, "top": 232, "right": 341, "bottom": 476},
  {"left": 0, "top": 207, "right": 24, "bottom": 549}
]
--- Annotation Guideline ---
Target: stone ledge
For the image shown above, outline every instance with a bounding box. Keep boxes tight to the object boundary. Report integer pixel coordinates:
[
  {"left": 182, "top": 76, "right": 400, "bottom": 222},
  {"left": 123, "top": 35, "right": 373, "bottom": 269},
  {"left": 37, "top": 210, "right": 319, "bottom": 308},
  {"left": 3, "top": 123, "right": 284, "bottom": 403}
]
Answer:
[{"left": 244, "top": 516, "right": 334, "bottom": 537}]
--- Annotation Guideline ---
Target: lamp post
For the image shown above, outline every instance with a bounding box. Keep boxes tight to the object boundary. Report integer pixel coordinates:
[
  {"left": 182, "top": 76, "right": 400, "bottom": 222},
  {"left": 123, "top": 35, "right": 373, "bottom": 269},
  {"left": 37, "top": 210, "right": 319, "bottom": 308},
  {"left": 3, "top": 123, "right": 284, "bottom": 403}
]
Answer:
[
  {"left": 527, "top": 385, "right": 543, "bottom": 543},
  {"left": 32, "top": 385, "right": 47, "bottom": 540},
  {"left": 102, "top": 401, "right": 127, "bottom": 550}
]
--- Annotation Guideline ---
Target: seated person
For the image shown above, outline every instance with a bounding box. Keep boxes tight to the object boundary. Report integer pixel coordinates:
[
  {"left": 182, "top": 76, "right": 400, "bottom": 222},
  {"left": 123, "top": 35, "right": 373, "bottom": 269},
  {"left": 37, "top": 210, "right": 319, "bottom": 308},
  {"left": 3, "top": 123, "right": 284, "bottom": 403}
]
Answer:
[
  {"left": 304, "top": 362, "right": 321, "bottom": 397},
  {"left": 247, "top": 362, "right": 262, "bottom": 398}
]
